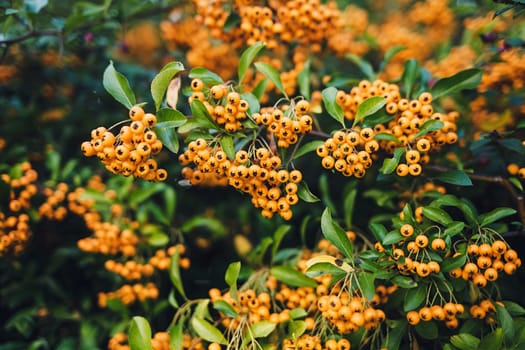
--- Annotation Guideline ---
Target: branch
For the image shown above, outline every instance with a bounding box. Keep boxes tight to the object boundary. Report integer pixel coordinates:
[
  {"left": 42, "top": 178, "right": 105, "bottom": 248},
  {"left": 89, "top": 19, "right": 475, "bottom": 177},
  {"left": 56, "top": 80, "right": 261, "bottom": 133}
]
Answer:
[
  {"left": 426, "top": 164, "right": 525, "bottom": 226},
  {"left": 0, "top": 29, "right": 62, "bottom": 46}
]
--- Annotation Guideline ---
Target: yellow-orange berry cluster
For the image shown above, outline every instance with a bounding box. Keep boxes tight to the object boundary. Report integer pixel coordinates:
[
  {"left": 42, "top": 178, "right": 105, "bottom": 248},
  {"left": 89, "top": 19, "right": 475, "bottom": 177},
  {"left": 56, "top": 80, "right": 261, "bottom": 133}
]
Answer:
[
  {"left": 77, "top": 226, "right": 139, "bottom": 257},
  {"left": 316, "top": 127, "right": 379, "bottom": 178},
  {"left": 449, "top": 240, "right": 521, "bottom": 286},
  {"left": 469, "top": 299, "right": 502, "bottom": 325},
  {"left": 81, "top": 106, "right": 167, "bottom": 181},
  {"left": 283, "top": 334, "right": 352, "bottom": 350},
  {"left": 104, "top": 259, "right": 155, "bottom": 281},
  {"left": 190, "top": 80, "right": 250, "bottom": 133},
  {"left": 1, "top": 161, "right": 38, "bottom": 212},
  {"left": 108, "top": 332, "right": 203, "bottom": 350},
  {"left": 149, "top": 244, "right": 191, "bottom": 270},
  {"left": 38, "top": 182, "right": 69, "bottom": 220},
  {"left": 406, "top": 302, "right": 465, "bottom": 329},
  {"left": 507, "top": 163, "right": 525, "bottom": 179},
  {"left": 0, "top": 213, "right": 31, "bottom": 256},
  {"left": 179, "top": 139, "right": 303, "bottom": 220},
  {"left": 98, "top": 282, "right": 159, "bottom": 307},
  {"left": 254, "top": 101, "right": 313, "bottom": 148}
]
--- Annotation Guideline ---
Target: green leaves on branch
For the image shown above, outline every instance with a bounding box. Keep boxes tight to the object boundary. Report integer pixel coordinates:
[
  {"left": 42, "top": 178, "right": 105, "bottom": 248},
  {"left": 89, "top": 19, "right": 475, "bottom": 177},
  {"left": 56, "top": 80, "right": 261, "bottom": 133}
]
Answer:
[
  {"left": 103, "top": 61, "right": 136, "bottom": 109},
  {"left": 151, "top": 62, "right": 185, "bottom": 110},
  {"left": 435, "top": 170, "right": 473, "bottom": 186},
  {"left": 191, "top": 317, "right": 228, "bottom": 345},
  {"left": 401, "top": 59, "right": 419, "bottom": 99},
  {"left": 238, "top": 42, "right": 265, "bottom": 83},
  {"left": 270, "top": 266, "right": 317, "bottom": 288},
  {"left": 353, "top": 96, "right": 386, "bottom": 127},
  {"left": 128, "top": 316, "right": 152, "bottom": 350},
  {"left": 431, "top": 68, "right": 482, "bottom": 99},
  {"left": 189, "top": 67, "right": 224, "bottom": 86},
  {"left": 254, "top": 62, "right": 287, "bottom": 98},
  {"left": 322, "top": 87, "right": 345, "bottom": 127},
  {"left": 320, "top": 207, "right": 354, "bottom": 259}
]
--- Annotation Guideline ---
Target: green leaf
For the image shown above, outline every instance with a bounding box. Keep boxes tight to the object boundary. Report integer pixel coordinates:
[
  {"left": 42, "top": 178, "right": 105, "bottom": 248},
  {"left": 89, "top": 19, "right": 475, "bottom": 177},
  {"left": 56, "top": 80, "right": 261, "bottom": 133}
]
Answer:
[
  {"left": 374, "top": 132, "right": 400, "bottom": 142},
  {"left": 213, "top": 300, "right": 238, "bottom": 318},
  {"left": 293, "top": 140, "right": 325, "bottom": 160},
  {"left": 381, "top": 45, "right": 406, "bottom": 70},
  {"left": 25, "top": 0, "right": 48, "bottom": 13},
  {"left": 435, "top": 170, "right": 473, "bottom": 186},
  {"left": 422, "top": 207, "right": 453, "bottom": 226},
  {"left": 415, "top": 321, "right": 438, "bottom": 340},
  {"left": 441, "top": 253, "right": 467, "bottom": 273},
  {"left": 413, "top": 119, "right": 444, "bottom": 139},
  {"left": 188, "top": 67, "right": 224, "bottom": 86},
  {"left": 249, "top": 321, "right": 276, "bottom": 338},
  {"left": 321, "top": 207, "right": 354, "bottom": 259},
  {"left": 270, "top": 266, "right": 317, "bottom": 288},
  {"left": 343, "top": 184, "right": 357, "bottom": 228},
  {"left": 479, "top": 207, "right": 516, "bottom": 227},
  {"left": 305, "top": 262, "right": 348, "bottom": 278},
  {"left": 288, "top": 320, "right": 307, "bottom": 338},
  {"left": 499, "top": 138, "right": 525, "bottom": 154},
  {"left": 151, "top": 62, "right": 185, "bottom": 110},
  {"left": 252, "top": 79, "right": 268, "bottom": 100},
  {"left": 191, "top": 317, "right": 227, "bottom": 345},
  {"left": 385, "top": 319, "right": 408, "bottom": 350},
  {"left": 220, "top": 135, "right": 235, "bottom": 160},
  {"left": 297, "top": 182, "right": 320, "bottom": 203},
  {"left": 169, "top": 321, "right": 183, "bottom": 350},
  {"left": 478, "top": 328, "right": 503, "bottom": 350},
  {"left": 496, "top": 303, "right": 515, "bottom": 344},
  {"left": 190, "top": 100, "right": 217, "bottom": 129},
  {"left": 380, "top": 147, "right": 405, "bottom": 174},
  {"left": 298, "top": 59, "right": 311, "bottom": 99},
  {"left": 392, "top": 276, "right": 417, "bottom": 289},
  {"left": 181, "top": 216, "right": 226, "bottom": 237},
  {"left": 382, "top": 231, "right": 405, "bottom": 245},
  {"left": 272, "top": 225, "right": 291, "bottom": 263},
  {"left": 322, "top": 87, "right": 345, "bottom": 127},
  {"left": 147, "top": 232, "right": 169, "bottom": 246},
  {"left": 240, "top": 92, "right": 260, "bottom": 115},
  {"left": 103, "top": 61, "right": 136, "bottom": 109},
  {"left": 431, "top": 68, "right": 482, "bottom": 99},
  {"left": 353, "top": 96, "right": 386, "bottom": 127},
  {"left": 155, "top": 108, "right": 187, "bottom": 129},
  {"left": 401, "top": 59, "right": 419, "bottom": 98},
  {"left": 289, "top": 308, "right": 308, "bottom": 319},
  {"left": 450, "top": 333, "right": 480, "bottom": 350},
  {"left": 170, "top": 249, "right": 187, "bottom": 300},
  {"left": 154, "top": 127, "right": 179, "bottom": 154},
  {"left": 346, "top": 53, "right": 375, "bottom": 80},
  {"left": 238, "top": 42, "right": 265, "bottom": 83},
  {"left": 404, "top": 286, "right": 426, "bottom": 312},
  {"left": 369, "top": 223, "right": 388, "bottom": 242},
  {"left": 128, "top": 316, "right": 152, "bottom": 350},
  {"left": 358, "top": 272, "right": 376, "bottom": 300},
  {"left": 254, "top": 61, "right": 287, "bottom": 97},
  {"left": 503, "top": 301, "right": 525, "bottom": 316},
  {"left": 225, "top": 261, "right": 241, "bottom": 288},
  {"left": 443, "top": 221, "right": 465, "bottom": 237}
]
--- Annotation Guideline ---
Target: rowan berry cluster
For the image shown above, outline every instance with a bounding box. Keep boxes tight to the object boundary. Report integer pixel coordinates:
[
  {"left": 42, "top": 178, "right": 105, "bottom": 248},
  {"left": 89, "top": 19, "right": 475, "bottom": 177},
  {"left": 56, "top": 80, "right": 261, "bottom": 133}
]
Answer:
[
  {"left": 179, "top": 138, "right": 303, "bottom": 220},
  {"left": 254, "top": 100, "right": 313, "bottom": 148},
  {"left": 38, "top": 182, "right": 69, "bottom": 220},
  {"left": 81, "top": 106, "right": 167, "bottom": 181},
  {"left": 406, "top": 302, "right": 465, "bottom": 329},
  {"left": 449, "top": 240, "right": 521, "bottom": 285},
  {"left": 316, "top": 127, "right": 379, "bottom": 178},
  {"left": 98, "top": 282, "right": 159, "bottom": 307}
]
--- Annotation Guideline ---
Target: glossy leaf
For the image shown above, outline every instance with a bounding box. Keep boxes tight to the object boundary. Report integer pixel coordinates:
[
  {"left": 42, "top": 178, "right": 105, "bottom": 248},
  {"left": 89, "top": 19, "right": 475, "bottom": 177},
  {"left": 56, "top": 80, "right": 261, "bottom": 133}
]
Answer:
[
  {"left": 254, "top": 62, "right": 287, "bottom": 97},
  {"left": 441, "top": 253, "right": 467, "bottom": 272},
  {"left": 191, "top": 317, "right": 227, "bottom": 345},
  {"left": 382, "top": 231, "right": 405, "bottom": 245},
  {"left": 288, "top": 320, "right": 307, "bottom": 338},
  {"left": 413, "top": 119, "right": 444, "bottom": 139},
  {"left": 169, "top": 321, "right": 183, "bottom": 350},
  {"left": 353, "top": 96, "right": 386, "bottom": 127},
  {"left": 305, "top": 262, "right": 347, "bottom": 278},
  {"left": 270, "top": 266, "right": 317, "bottom": 288},
  {"left": 103, "top": 61, "right": 136, "bottom": 109},
  {"left": 415, "top": 321, "right": 438, "bottom": 340},
  {"left": 478, "top": 328, "right": 503, "bottom": 350},
  {"left": 435, "top": 170, "right": 473, "bottom": 186},
  {"left": 151, "top": 61, "right": 185, "bottom": 110},
  {"left": 401, "top": 59, "right": 419, "bottom": 98},
  {"left": 322, "top": 87, "right": 345, "bottom": 127},
  {"left": 431, "top": 68, "right": 482, "bottom": 99},
  {"left": 343, "top": 184, "right": 357, "bottom": 228},
  {"left": 369, "top": 223, "right": 388, "bottom": 242},
  {"left": 479, "top": 207, "right": 516, "bottom": 227},
  {"left": 249, "top": 320, "right": 276, "bottom": 338},
  {"left": 380, "top": 147, "right": 405, "bottom": 174},
  {"left": 156, "top": 108, "right": 187, "bottom": 129},
  {"left": 443, "top": 221, "right": 465, "bottom": 237},
  {"left": 189, "top": 67, "right": 224, "bottom": 86},
  {"left": 238, "top": 42, "right": 265, "bottom": 83},
  {"left": 154, "top": 127, "right": 179, "bottom": 153},
  {"left": 381, "top": 45, "right": 406, "bottom": 69},
  {"left": 404, "top": 286, "right": 426, "bottom": 312},
  {"left": 190, "top": 100, "right": 217, "bottom": 129},
  {"left": 321, "top": 207, "right": 354, "bottom": 259},
  {"left": 220, "top": 135, "right": 235, "bottom": 160},
  {"left": 213, "top": 300, "right": 238, "bottom": 318},
  {"left": 496, "top": 303, "right": 515, "bottom": 344},
  {"left": 272, "top": 225, "right": 291, "bottom": 263},
  {"left": 225, "top": 261, "right": 241, "bottom": 289},
  {"left": 450, "top": 333, "right": 480, "bottom": 350},
  {"left": 128, "top": 316, "right": 152, "bottom": 350},
  {"left": 358, "top": 272, "right": 376, "bottom": 300},
  {"left": 346, "top": 53, "right": 375, "bottom": 80},
  {"left": 298, "top": 182, "right": 320, "bottom": 203},
  {"left": 169, "top": 249, "right": 187, "bottom": 300},
  {"left": 293, "top": 140, "right": 325, "bottom": 160},
  {"left": 298, "top": 59, "right": 311, "bottom": 98},
  {"left": 422, "top": 206, "right": 453, "bottom": 225}
]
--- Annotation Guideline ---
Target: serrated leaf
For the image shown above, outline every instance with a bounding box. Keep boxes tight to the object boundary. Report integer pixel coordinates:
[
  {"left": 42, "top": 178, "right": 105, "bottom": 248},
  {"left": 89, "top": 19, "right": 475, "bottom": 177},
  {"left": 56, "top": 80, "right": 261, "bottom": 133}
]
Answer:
[
  {"left": 297, "top": 182, "right": 320, "bottom": 203},
  {"left": 238, "top": 42, "right": 265, "bottom": 83},
  {"left": 321, "top": 207, "right": 354, "bottom": 259},
  {"left": 191, "top": 317, "right": 227, "bottom": 345},
  {"left": 298, "top": 59, "right": 311, "bottom": 99},
  {"left": 401, "top": 59, "right": 419, "bottom": 99},
  {"left": 404, "top": 286, "right": 426, "bottom": 312},
  {"left": 103, "top": 61, "right": 136, "bottom": 109},
  {"left": 220, "top": 135, "right": 235, "bottom": 160},
  {"left": 431, "top": 68, "right": 482, "bottom": 99},
  {"left": 270, "top": 266, "right": 317, "bottom": 288},
  {"left": 154, "top": 127, "right": 179, "bottom": 153},
  {"left": 254, "top": 61, "right": 287, "bottom": 97},
  {"left": 188, "top": 67, "right": 224, "bottom": 86},
  {"left": 413, "top": 119, "right": 444, "bottom": 139},
  {"left": 422, "top": 207, "right": 453, "bottom": 225},
  {"left": 128, "top": 316, "right": 152, "bottom": 350},
  {"left": 249, "top": 320, "right": 276, "bottom": 338},
  {"left": 293, "top": 140, "right": 325, "bottom": 160},
  {"left": 380, "top": 147, "right": 405, "bottom": 174},
  {"left": 479, "top": 207, "right": 516, "bottom": 227},
  {"left": 450, "top": 333, "right": 480, "bottom": 350},
  {"left": 353, "top": 96, "right": 386, "bottom": 127},
  {"left": 358, "top": 272, "right": 376, "bottom": 300},
  {"left": 435, "top": 170, "right": 473, "bottom": 186},
  {"left": 151, "top": 61, "right": 185, "bottom": 110},
  {"left": 322, "top": 87, "right": 345, "bottom": 127},
  {"left": 170, "top": 249, "right": 187, "bottom": 300}
]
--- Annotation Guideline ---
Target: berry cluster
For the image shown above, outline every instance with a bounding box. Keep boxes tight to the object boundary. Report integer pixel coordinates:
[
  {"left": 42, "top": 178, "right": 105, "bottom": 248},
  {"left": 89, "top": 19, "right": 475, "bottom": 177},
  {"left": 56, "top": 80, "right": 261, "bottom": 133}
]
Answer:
[
  {"left": 254, "top": 101, "right": 313, "bottom": 148},
  {"left": 81, "top": 106, "right": 167, "bottom": 181},
  {"left": 406, "top": 302, "right": 465, "bottom": 329},
  {"left": 469, "top": 299, "right": 502, "bottom": 325},
  {"left": 316, "top": 127, "right": 379, "bottom": 178},
  {"left": 179, "top": 139, "right": 303, "bottom": 220},
  {"left": 98, "top": 282, "right": 159, "bottom": 307},
  {"left": 38, "top": 182, "right": 69, "bottom": 220},
  {"left": 283, "top": 334, "right": 352, "bottom": 350},
  {"left": 108, "top": 332, "right": 203, "bottom": 350},
  {"left": 77, "top": 225, "right": 139, "bottom": 257},
  {"left": 507, "top": 163, "right": 525, "bottom": 179}
]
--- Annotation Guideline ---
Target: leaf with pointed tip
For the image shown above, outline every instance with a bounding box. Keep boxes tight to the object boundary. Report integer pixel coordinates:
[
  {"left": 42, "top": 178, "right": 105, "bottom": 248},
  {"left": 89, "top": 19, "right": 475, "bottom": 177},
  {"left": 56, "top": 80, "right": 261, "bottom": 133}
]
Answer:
[
  {"left": 322, "top": 87, "right": 345, "bottom": 127},
  {"left": 191, "top": 317, "right": 227, "bottom": 345},
  {"left": 320, "top": 207, "right": 353, "bottom": 259},
  {"left": 435, "top": 170, "right": 472, "bottom": 186},
  {"left": 401, "top": 59, "right": 419, "bottom": 99},
  {"left": 353, "top": 96, "right": 386, "bottom": 127},
  {"left": 431, "top": 68, "right": 482, "bottom": 99},
  {"left": 238, "top": 42, "right": 265, "bottom": 83},
  {"left": 128, "top": 316, "right": 152, "bottom": 350},
  {"left": 103, "top": 61, "right": 136, "bottom": 109},
  {"left": 254, "top": 62, "right": 287, "bottom": 97},
  {"left": 270, "top": 266, "right": 317, "bottom": 288},
  {"left": 189, "top": 67, "right": 224, "bottom": 86},
  {"left": 151, "top": 61, "right": 185, "bottom": 110}
]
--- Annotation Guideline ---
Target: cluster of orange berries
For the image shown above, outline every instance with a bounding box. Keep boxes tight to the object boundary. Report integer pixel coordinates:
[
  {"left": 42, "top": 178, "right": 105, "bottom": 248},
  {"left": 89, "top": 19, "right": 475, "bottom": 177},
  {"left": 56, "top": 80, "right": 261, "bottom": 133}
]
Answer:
[
  {"left": 98, "top": 282, "right": 159, "bottom": 307},
  {"left": 189, "top": 79, "right": 249, "bottom": 133},
  {"left": 104, "top": 259, "right": 155, "bottom": 281},
  {"left": 283, "top": 334, "right": 352, "bottom": 350},
  {"left": 0, "top": 213, "right": 31, "bottom": 256},
  {"left": 507, "top": 163, "right": 525, "bottom": 179},
  {"left": 316, "top": 127, "right": 379, "bottom": 178},
  {"left": 469, "top": 299, "right": 501, "bottom": 324},
  {"left": 406, "top": 302, "right": 465, "bottom": 329},
  {"left": 81, "top": 106, "right": 167, "bottom": 181},
  {"left": 254, "top": 100, "right": 313, "bottom": 148},
  {"left": 149, "top": 244, "right": 191, "bottom": 270},
  {"left": 77, "top": 225, "right": 139, "bottom": 257},
  {"left": 179, "top": 138, "right": 303, "bottom": 220},
  {"left": 38, "top": 182, "right": 69, "bottom": 220},
  {"left": 108, "top": 332, "right": 204, "bottom": 350},
  {"left": 449, "top": 240, "right": 521, "bottom": 286},
  {"left": 1, "top": 161, "right": 38, "bottom": 212}
]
